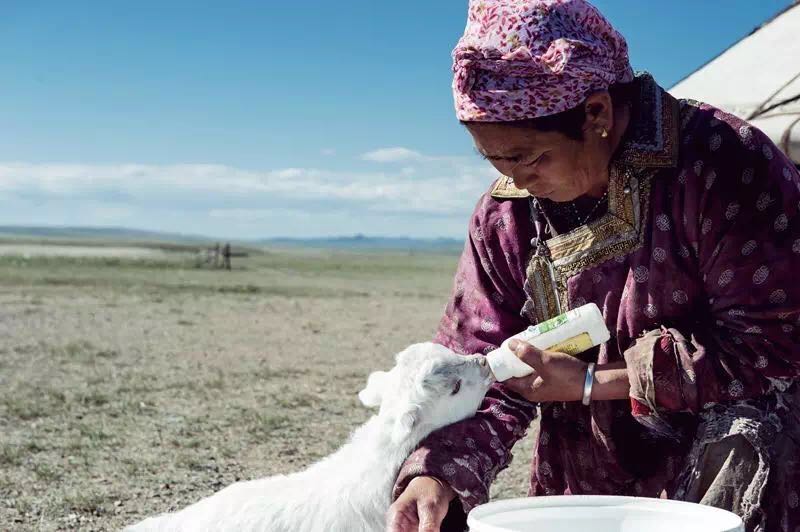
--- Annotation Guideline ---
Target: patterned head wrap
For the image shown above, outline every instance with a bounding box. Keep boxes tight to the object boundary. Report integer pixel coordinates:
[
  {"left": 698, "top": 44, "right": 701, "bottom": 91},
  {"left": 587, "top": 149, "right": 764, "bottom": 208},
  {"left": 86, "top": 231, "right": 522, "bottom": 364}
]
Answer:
[{"left": 453, "top": 0, "right": 634, "bottom": 122}]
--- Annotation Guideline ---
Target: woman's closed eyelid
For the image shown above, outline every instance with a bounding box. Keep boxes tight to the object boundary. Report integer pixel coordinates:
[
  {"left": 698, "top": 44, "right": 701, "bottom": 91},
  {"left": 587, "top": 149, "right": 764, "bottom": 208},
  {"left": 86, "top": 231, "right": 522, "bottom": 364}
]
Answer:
[
  {"left": 484, "top": 154, "right": 517, "bottom": 163},
  {"left": 522, "top": 152, "right": 544, "bottom": 165}
]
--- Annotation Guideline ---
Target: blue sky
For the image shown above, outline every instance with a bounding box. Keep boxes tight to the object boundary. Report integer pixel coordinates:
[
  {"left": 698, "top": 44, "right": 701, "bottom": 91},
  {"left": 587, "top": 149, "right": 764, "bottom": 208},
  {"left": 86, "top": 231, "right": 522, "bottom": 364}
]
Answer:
[{"left": 0, "top": 0, "right": 792, "bottom": 239}]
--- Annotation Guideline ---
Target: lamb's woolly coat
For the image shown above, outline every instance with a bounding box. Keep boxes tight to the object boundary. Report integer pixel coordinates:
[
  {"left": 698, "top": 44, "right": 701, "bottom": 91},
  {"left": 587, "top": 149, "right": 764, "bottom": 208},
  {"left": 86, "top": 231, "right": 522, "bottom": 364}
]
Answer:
[{"left": 126, "top": 343, "right": 492, "bottom": 532}]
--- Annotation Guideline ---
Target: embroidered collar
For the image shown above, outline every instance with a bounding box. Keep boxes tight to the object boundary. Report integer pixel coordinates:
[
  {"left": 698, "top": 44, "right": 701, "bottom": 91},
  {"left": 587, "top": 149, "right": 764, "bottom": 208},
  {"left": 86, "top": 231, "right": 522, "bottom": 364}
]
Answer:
[{"left": 614, "top": 72, "right": 680, "bottom": 169}]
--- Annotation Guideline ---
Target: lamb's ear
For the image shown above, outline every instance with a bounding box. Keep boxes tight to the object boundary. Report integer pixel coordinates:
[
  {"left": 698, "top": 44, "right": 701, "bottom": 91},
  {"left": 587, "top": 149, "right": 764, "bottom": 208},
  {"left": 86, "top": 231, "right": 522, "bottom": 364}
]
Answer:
[
  {"left": 358, "top": 370, "right": 389, "bottom": 407},
  {"left": 391, "top": 407, "right": 420, "bottom": 444},
  {"left": 395, "top": 342, "right": 430, "bottom": 368}
]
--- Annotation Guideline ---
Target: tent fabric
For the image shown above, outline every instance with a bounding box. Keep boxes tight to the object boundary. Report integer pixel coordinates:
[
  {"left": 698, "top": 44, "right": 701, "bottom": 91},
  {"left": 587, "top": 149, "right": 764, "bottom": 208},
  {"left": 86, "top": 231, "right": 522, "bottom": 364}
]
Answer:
[{"left": 669, "top": 2, "right": 800, "bottom": 164}]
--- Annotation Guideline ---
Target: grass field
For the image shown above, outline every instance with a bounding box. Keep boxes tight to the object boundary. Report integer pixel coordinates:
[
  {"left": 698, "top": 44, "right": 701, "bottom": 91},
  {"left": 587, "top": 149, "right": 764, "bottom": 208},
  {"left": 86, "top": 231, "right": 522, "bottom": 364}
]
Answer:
[{"left": 0, "top": 241, "right": 536, "bottom": 531}]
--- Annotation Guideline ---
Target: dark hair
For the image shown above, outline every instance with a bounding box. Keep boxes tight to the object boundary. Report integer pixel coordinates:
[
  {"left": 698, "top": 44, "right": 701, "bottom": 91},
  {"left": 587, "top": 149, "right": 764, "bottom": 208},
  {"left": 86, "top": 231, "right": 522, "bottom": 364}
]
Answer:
[{"left": 463, "top": 81, "right": 637, "bottom": 141}]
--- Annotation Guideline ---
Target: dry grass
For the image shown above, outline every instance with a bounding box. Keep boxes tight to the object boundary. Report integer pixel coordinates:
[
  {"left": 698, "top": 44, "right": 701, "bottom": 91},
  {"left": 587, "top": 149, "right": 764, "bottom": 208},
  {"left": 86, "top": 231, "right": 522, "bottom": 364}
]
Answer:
[{"left": 0, "top": 244, "right": 535, "bottom": 531}]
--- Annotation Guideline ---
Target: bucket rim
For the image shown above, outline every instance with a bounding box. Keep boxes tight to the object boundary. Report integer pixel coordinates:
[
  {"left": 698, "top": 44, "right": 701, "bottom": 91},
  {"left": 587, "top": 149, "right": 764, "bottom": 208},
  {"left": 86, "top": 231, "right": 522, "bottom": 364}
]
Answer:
[{"left": 466, "top": 495, "right": 743, "bottom": 532}]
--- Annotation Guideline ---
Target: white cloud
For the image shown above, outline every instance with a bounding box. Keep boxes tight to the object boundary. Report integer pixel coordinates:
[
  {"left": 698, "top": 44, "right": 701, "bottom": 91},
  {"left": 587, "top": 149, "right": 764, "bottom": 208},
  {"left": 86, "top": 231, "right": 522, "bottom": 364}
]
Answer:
[
  {"left": 320, "top": 148, "right": 336, "bottom": 156},
  {"left": 209, "top": 208, "right": 310, "bottom": 221},
  {"left": 360, "top": 147, "right": 424, "bottom": 163},
  {"left": 0, "top": 155, "right": 497, "bottom": 237},
  {"left": 89, "top": 204, "right": 136, "bottom": 222}
]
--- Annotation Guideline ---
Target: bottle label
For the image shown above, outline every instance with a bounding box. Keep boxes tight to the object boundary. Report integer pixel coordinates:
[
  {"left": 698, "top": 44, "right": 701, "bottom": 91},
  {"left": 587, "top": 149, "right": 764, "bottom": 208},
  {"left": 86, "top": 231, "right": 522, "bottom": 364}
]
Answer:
[
  {"left": 527, "top": 312, "right": 568, "bottom": 336},
  {"left": 546, "top": 333, "right": 593, "bottom": 356}
]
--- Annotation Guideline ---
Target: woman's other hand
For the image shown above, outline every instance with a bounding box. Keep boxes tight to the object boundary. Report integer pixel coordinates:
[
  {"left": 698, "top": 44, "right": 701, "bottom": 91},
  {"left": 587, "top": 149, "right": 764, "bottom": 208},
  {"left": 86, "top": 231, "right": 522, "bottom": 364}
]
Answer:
[{"left": 386, "top": 476, "right": 456, "bottom": 532}]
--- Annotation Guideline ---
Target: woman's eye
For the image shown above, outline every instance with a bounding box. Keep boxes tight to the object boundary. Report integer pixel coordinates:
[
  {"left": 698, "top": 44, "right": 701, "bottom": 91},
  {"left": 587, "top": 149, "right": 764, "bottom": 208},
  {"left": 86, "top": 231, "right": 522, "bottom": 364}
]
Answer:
[
  {"left": 451, "top": 380, "right": 462, "bottom": 395},
  {"left": 523, "top": 153, "right": 544, "bottom": 166}
]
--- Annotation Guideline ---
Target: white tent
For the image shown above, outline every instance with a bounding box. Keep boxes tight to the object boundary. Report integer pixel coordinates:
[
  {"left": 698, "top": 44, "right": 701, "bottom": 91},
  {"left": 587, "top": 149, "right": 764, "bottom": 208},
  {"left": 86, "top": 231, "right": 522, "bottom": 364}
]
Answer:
[{"left": 669, "top": 2, "right": 800, "bottom": 164}]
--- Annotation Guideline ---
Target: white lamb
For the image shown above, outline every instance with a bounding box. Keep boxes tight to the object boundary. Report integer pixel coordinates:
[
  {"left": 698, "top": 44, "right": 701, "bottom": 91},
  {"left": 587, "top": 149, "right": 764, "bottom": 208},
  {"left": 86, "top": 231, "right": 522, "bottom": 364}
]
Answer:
[{"left": 125, "top": 342, "right": 493, "bottom": 532}]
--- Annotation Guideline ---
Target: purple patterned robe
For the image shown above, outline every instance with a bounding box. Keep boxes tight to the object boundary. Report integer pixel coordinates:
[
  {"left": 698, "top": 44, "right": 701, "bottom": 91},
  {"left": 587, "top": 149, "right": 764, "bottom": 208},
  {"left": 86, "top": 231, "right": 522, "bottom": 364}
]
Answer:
[{"left": 392, "top": 74, "right": 800, "bottom": 531}]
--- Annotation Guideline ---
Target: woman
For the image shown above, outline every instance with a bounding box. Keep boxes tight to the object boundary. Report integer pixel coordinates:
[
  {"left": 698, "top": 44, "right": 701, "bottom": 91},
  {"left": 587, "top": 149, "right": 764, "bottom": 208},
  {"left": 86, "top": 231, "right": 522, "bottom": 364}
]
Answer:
[{"left": 386, "top": 1, "right": 800, "bottom": 531}]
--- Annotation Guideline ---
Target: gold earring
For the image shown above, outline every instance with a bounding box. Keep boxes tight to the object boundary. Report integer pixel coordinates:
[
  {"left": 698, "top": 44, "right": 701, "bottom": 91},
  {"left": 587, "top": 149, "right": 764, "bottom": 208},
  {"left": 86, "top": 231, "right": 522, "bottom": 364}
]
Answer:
[{"left": 601, "top": 128, "right": 609, "bottom": 138}]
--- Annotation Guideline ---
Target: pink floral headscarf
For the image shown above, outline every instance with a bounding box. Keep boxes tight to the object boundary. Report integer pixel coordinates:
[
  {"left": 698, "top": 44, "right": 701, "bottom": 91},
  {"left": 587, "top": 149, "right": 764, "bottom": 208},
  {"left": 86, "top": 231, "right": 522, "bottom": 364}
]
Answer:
[{"left": 453, "top": 0, "right": 634, "bottom": 122}]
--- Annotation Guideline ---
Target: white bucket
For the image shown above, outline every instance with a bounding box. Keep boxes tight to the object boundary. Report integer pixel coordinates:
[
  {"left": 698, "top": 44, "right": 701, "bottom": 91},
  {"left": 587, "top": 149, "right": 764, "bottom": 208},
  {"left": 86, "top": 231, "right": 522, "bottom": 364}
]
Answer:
[{"left": 467, "top": 496, "right": 744, "bottom": 532}]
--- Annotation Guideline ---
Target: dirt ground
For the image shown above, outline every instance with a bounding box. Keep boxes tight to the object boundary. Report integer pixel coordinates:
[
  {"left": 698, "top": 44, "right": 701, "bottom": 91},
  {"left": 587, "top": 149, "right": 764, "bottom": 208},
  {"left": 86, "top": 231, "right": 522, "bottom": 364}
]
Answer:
[{"left": 0, "top": 245, "right": 536, "bottom": 531}]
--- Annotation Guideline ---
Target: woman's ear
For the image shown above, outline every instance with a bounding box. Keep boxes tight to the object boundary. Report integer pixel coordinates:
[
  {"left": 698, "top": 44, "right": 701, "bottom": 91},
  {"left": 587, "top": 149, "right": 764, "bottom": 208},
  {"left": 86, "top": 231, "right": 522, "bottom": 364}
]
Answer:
[{"left": 583, "top": 91, "right": 614, "bottom": 135}]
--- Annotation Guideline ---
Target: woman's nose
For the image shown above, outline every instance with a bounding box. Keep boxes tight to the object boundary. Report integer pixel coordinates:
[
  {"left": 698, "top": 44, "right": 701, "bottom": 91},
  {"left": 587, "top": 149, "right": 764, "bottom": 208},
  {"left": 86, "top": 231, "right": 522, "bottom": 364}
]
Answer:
[{"left": 488, "top": 158, "right": 515, "bottom": 177}]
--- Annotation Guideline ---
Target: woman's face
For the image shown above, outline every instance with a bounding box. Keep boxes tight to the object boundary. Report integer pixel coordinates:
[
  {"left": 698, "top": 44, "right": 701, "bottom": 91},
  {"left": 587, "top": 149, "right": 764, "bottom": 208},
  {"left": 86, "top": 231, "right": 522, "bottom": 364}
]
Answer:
[{"left": 465, "top": 93, "right": 622, "bottom": 202}]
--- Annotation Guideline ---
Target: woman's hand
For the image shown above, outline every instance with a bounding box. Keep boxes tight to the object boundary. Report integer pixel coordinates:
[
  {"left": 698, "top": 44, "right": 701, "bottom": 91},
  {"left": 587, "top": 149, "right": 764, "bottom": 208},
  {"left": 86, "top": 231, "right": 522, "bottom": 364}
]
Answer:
[
  {"left": 502, "top": 339, "right": 588, "bottom": 402},
  {"left": 386, "top": 476, "right": 456, "bottom": 532}
]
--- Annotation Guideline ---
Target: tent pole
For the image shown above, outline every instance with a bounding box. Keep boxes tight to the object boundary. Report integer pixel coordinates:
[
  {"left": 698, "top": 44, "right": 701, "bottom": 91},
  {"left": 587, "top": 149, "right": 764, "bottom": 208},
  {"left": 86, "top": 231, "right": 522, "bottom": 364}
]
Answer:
[
  {"left": 748, "top": 71, "right": 800, "bottom": 119},
  {"left": 780, "top": 115, "right": 800, "bottom": 164}
]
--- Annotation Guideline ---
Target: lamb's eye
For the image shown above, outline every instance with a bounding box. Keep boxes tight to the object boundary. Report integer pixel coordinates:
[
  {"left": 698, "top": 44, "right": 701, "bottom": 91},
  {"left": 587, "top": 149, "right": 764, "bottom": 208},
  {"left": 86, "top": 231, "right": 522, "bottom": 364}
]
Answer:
[{"left": 451, "top": 380, "right": 462, "bottom": 395}]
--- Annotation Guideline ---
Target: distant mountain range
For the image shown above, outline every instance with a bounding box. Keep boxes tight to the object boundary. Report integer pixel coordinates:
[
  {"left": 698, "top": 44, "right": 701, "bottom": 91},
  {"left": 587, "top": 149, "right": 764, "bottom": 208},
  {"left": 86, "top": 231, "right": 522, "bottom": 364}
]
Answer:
[
  {"left": 0, "top": 226, "right": 464, "bottom": 253},
  {"left": 260, "top": 235, "right": 463, "bottom": 252}
]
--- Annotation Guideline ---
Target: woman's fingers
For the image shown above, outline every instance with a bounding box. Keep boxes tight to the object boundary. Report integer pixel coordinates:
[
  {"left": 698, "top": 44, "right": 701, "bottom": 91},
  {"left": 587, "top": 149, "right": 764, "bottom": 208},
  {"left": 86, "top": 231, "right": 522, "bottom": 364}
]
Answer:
[
  {"left": 418, "top": 499, "right": 449, "bottom": 532},
  {"left": 508, "top": 339, "right": 544, "bottom": 370},
  {"left": 386, "top": 476, "right": 453, "bottom": 532},
  {"left": 386, "top": 504, "right": 418, "bottom": 532}
]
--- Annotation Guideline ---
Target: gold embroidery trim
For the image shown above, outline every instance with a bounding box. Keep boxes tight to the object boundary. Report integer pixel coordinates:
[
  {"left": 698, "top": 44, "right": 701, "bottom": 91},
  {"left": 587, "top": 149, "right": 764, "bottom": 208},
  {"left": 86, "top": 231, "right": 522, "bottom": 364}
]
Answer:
[
  {"left": 547, "top": 165, "right": 657, "bottom": 311},
  {"left": 490, "top": 176, "right": 531, "bottom": 199},
  {"left": 523, "top": 253, "right": 562, "bottom": 323}
]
